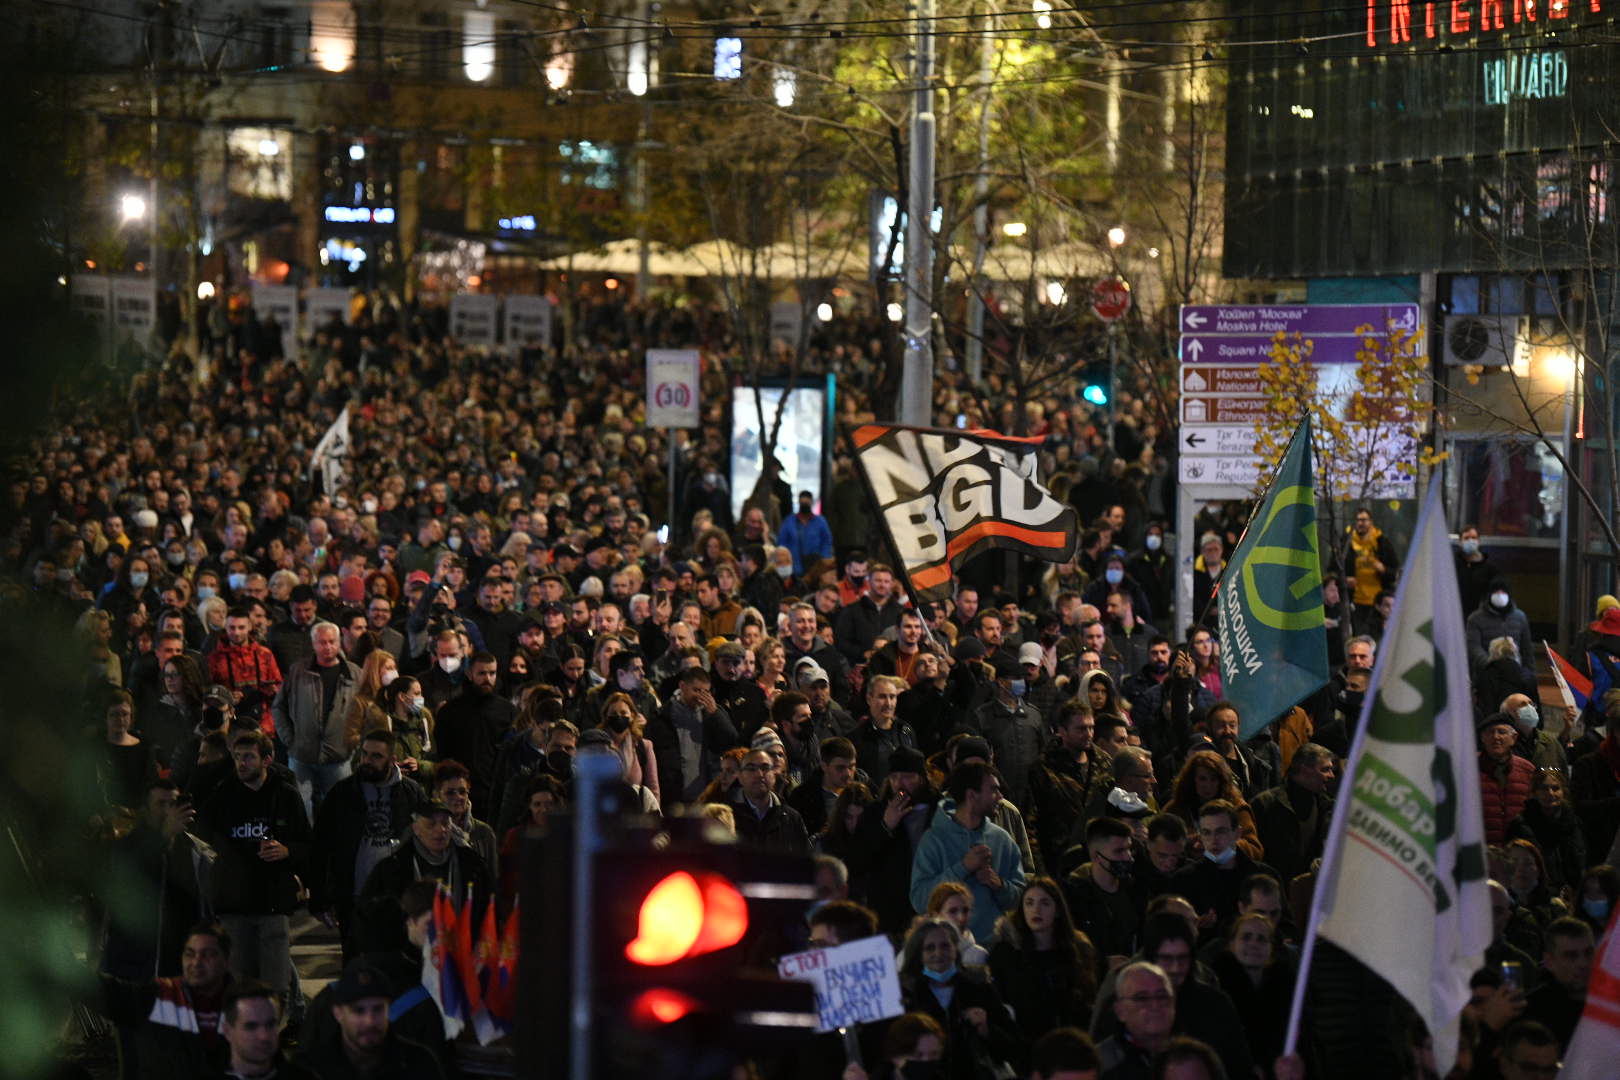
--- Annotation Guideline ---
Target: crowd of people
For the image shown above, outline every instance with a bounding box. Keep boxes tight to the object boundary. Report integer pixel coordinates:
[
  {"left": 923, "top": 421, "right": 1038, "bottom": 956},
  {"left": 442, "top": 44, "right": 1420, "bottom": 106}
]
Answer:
[{"left": 9, "top": 289, "right": 1618, "bottom": 1080}]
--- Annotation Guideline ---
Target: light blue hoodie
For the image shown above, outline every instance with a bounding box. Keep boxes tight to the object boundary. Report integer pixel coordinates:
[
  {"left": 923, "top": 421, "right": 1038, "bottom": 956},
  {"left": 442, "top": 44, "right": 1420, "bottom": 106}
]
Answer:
[{"left": 909, "top": 798, "right": 1026, "bottom": 943}]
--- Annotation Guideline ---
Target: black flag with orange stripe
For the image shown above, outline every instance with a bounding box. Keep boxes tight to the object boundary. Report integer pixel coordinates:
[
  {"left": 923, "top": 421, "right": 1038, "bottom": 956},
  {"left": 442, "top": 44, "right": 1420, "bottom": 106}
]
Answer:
[{"left": 850, "top": 424, "right": 1079, "bottom": 603}]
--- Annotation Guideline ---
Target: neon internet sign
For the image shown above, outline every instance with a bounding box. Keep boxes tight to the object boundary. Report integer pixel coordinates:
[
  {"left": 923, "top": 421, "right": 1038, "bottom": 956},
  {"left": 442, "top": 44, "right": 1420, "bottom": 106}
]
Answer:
[{"left": 1364, "top": 0, "right": 1600, "bottom": 47}]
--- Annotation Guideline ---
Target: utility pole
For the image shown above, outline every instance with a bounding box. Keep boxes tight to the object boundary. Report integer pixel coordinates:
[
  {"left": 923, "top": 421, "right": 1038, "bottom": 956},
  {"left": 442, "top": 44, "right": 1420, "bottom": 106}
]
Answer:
[
  {"left": 964, "top": 8, "right": 993, "bottom": 385},
  {"left": 898, "top": 0, "right": 936, "bottom": 426}
]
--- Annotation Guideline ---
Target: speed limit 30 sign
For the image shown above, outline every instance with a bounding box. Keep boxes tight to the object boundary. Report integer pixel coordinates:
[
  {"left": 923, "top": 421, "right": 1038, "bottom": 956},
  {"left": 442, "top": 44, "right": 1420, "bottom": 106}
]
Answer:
[{"left": 646, "top": 349, "right": 702, "bottom": 429}]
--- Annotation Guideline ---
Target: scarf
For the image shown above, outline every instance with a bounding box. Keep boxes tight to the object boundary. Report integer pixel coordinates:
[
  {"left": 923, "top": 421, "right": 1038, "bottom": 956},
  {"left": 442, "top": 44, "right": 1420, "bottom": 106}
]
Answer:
[{"left": 410, "top": 836, "right": 463, "bottom": 902}]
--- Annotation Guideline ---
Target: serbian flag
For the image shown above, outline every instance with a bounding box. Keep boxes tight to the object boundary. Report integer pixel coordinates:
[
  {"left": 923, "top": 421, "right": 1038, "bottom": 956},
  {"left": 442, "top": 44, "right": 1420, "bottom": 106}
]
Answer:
[
  {"left": 470, "top": 900, "right": 503, "bottom": 1045},
  {"left": 485, "top": 903, "right": 520, "bottom": 1026},
  {"left": 1547, "top": 642, "right": 1593, "bottom": 712},
  {"left": 453, "top": 897, "right": 483, "bottom": 1020},
  {"left": 1561, "top": 906, "right": 1620, "bottom": 1080},
  {"left": 422, "top": 886, "right": 466, "bottom": 1038}
]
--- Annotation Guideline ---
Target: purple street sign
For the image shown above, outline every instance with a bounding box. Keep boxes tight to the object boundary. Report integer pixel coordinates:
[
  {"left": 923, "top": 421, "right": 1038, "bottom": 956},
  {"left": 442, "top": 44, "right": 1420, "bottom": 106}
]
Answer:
[
  {"left": 1179, "top": 303, "right": 1421, "bottom": 337},
  {"left": 1178, "top": 334, "right": 1399, "bottom": 364}
]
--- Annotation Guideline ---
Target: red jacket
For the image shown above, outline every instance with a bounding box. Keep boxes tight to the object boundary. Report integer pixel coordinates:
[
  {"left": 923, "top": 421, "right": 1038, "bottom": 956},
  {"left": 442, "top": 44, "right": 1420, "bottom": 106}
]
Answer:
[
  {"left": 206, "top": 641, "right": 282, "bottom": 731},
  {"left": 1478, "top": 752, "right": 1535, "bottom": 846}
]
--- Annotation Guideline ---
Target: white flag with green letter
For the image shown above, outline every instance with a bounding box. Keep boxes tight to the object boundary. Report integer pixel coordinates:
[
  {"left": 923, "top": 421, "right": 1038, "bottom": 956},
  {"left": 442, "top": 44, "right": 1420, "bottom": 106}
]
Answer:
[{"left": 1306, "top": 484, "right": 1490, "bottom": 1074}]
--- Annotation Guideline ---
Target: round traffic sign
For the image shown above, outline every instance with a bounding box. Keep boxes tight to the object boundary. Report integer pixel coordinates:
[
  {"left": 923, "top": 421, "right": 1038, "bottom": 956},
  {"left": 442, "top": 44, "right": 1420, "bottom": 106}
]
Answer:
[{"left": 1090, "top": 277, "right": 1131, "bottom": 322}]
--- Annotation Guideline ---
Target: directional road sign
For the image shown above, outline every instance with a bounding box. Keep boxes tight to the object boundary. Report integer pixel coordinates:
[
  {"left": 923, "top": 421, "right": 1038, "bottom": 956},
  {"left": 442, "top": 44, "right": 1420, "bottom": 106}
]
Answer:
[
  {"left": 1178, "top": 303, "right": 1421, "bottom": 337},
  {"left": 1181, "top": 366, "right": 1263, "bottom": 395},
  {"left": 1180, "top": 334, "right": 1396, "bottom": 365},
  {"left": 1180, "top": 426, "right": 1263, "bottom": 456}
]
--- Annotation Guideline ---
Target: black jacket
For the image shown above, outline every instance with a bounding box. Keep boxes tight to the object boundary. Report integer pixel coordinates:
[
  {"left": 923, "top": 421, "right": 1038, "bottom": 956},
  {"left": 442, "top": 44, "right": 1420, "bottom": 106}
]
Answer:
[
  {"left": 845, "top": 792, "right": 939, "bottom": 935},
  {"left": 1507, "top": 800, "right": 1588, "bottom": 892},
  {"left": 432, "top": 688, "right": 515, "bottom": 813},
  {"left": 1170, "top": 851, "right": 1283, "bottom": 942},
  {"left": 99, "top": 973, "right": 231, "bottom": 1080},
  {"left": 833, "top": 594, "right": 904, "bottom": 664},
  {"left": 1026, "top": 742, "right": 1112, "bottom": 870},
  {"left": 987, "top": 938, "right": 1097, "bottom": 1045},
  {"left": 727, "top": 789, "right": 810, "bottom": 854},
  {"left": 850, "top": 717, "right": 918, "bottom": 790},
  {"left": 648, "top": 697, "right": 738, "bottom": 806},
  {"left": 295, "top": 1029, "right": 445, "bottom": 1080},
  {"left": 310, "top": 769, "right": 430, "bottom": 913},
  {"left": 898, "top": 967, "right": 1022, "bottom": 1080},
  {"left": 194, "top": 774, "right": 310, "bottom": 915},
  {"left": 356, "top": 842, "right": 493, "bottom": 955},
  {"left": 1250, "top": 780, "right": 1333, "bottom": 884}
]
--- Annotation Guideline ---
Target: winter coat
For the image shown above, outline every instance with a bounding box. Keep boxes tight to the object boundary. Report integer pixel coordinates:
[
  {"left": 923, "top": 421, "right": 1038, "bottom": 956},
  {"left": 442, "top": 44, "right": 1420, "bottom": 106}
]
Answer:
[
  {"left": 431, "top": 688, "right": 515, "bottom": 814},
  {"left": 271, "top": 656, "right": 361, "bottom": 765},
  {"left": 1508, "top": 800, "right": 1588, "bottom": 892},
  {"left": 850, "top": 717, "right": 919, "bottom": 790},
  {"left": 898, "top": 966, "right": 1023, "bottom": 1080},
  {"left": 974, "top": 697, "right": 1044, "bottom": 809},
  {"left": 727, "top": 788, "right": 811, "bottom": 854},
  {"left": 777, "top": 511, "right": 834, "bottom": 574},
  {"left": 1025, "top": 743, "right": 1112, "bottom": 870},
  {"left": 1570, "top": 740, "right": 1620, "bottom": 865},
  {"left": 909, "top": 800, "right": 1026, "bottom": 943},
  {"left": 833, "top": 593, "right": 904, "bottom": 664},
  {"left": 1478, "top": 752, "right": 1537, "bottom": 846},
  {"left": 1465, "top": 598, "right": 1536, "bottom": 678},
  {"left": 847, "top": 791, "right": 940, "bottom": 935},
  {"left": 648, "top": 697, "right": 738, "bottom": 807},
  {"left": 309, "top": 768, "right": 429, "bottom": 913},
  {"left": 1250, "top": 780, "right": 1333, "bottom": 884}
]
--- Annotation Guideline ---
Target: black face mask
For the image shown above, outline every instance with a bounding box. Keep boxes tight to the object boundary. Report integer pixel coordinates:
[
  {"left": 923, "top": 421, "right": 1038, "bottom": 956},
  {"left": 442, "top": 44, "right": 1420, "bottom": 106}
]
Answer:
[
  {"left": 1103, "top": 856, "right": 1136, "bottom": 881},
  {"left": 1338, "top": 689, "right": 1365, "bottom": 714},
  {"left": 606, "top": 712, "right": 632, "bottom": 734},
  {"left": 547, "top": 751, "right": 574, "bottom": 778},
  {"left": 1040, "top": 630, "right": 1060, "bottom": 646},
  {"left": 900, "top": 1061, "right": 945, "bottom": 1080}
]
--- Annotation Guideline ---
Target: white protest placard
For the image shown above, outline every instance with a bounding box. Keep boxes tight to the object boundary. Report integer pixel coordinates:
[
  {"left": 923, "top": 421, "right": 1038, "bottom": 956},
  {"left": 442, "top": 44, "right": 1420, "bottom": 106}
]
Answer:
[
  {"left": 109, "top": 275, "right": 157, "bottom": 344},
  {"left": 253, "top": 283, "right": 298, "bottom": 359},
  {"left": 72, "top": 275, "right": 111, "bottom": 330},
  {"left": 503, "top": 294, "right": 553, "bottom": 351},
  {"left": 645, "top": 349, "right": 702, "bottom": 429},
  {"left": 304, "top": 286, "right": 351, "bottom": 333},
  {"left": 450, "top": 293, "right": 499, "bottom": 346},
  {"left": 777, "top": 935, "right": 904, "bottom": 1033},
  {"left": 770, "top": 301, "right": 804, "bottom": 348}
]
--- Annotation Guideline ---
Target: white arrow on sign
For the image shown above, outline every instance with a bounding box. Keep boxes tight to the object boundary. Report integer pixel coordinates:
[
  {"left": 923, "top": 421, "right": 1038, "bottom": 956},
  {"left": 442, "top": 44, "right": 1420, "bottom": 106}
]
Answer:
[
  {"left": 1184, "top": 338, "right": 1204, "bottom": 361},
  {"left": 1184, "top": 311, "right": 1207, "bottom": 329}
]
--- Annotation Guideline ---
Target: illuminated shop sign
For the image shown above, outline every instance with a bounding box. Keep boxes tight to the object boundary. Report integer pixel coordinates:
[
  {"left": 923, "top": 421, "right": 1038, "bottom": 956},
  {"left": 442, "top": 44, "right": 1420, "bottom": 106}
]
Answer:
[
  {"left": 1364, "top": 0, "right": 1599, "bottom": 47},
  {"left": 1482, "top": 49, "right": 1569, "bottom": 104},
  {"left": 323, "top": 205, "right": 396, "bottom": 224}
]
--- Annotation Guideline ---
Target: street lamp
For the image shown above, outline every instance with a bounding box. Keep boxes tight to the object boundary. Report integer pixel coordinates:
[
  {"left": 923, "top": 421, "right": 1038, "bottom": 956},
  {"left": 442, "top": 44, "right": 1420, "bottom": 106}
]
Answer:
[
  {"left": 1107, "top": 225, "right": 1127, "bottom": 248},
  {"left": 1001, "top": 221, "right": 1027, "bottom": 238},
  {"left": 120, "top": 193, "right": 148, "bottom": 223}
]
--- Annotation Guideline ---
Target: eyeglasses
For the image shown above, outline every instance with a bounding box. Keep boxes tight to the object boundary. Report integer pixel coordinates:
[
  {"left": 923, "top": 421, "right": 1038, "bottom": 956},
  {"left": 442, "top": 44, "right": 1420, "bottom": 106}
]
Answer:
[{"left": 1119, "top": 992, "right": 1173, "bottom": 1006}]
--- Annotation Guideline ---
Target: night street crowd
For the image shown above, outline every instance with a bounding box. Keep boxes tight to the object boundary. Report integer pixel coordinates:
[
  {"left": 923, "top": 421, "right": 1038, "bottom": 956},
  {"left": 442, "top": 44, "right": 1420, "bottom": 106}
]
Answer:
[{"left": 10, "top": 290, "right": 1620, "bottom": 1080}]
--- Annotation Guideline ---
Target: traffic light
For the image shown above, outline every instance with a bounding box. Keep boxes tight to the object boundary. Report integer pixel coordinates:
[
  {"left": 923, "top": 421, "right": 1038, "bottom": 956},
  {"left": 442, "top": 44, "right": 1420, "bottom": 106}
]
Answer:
[
  {"left": 520, "top": 812, "right": 819, "bottom": 1080},
  {"left": 1082, "top": 381, "right": 1109, "bottom": 406}
]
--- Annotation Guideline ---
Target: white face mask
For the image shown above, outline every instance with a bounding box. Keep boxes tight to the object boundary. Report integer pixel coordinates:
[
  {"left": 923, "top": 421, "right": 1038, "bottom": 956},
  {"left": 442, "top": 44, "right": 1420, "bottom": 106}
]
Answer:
[
  {"left": 362, "top": 498, "right": 378, "bottom": 514},
  {"left": 381, "top": 669, "right": 398, "bottom": 686},
  {"left": 1491, "top": 591, "right": 1511, "bottom": 610},
  {"left": 439, "top": 655, "right": 462, "bottom": 675},
  {"left": 1145, "top": 534, "right": 1162, "bottom": 551}
]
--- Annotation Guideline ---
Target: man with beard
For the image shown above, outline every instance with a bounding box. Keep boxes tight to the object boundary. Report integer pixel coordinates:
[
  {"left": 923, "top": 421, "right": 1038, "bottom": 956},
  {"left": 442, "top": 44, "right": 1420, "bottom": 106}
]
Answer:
[
  {"left": 1250, "top": 743, "right": 1335, "bottom": 885},
  {"left": 844, "top": 748, "right": 940, "bottom": 936},
  {"left": 310, "top": 730, "right": 428, "bottom": 963},
  {"left": 795, "top": 659, "right": 856, "bottom": 739},
  {"left": 431, "top": 652, "right": 514, "bottom": 814},
  {"left": 1202, "top": 701, "right": 1271, "bottom": 799},
  {"left": 296, "top": 961, "right": 444, "bottom": 1080},
  {"left": 1027, "top": 700, "right": 1113, "bottom": 873},
  {"left": 357, "top": 802, "right": 493, "bottom": 956},
  {"left": 710, "top": 641, "right": 768, "bottom": 744}
]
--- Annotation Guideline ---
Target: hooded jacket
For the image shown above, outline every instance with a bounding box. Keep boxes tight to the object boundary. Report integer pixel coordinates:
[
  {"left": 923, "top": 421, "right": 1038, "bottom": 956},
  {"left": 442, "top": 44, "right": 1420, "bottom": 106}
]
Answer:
[
  {"left": 1465, "top": 594, "right": 1535, "bottom": 677},
  {"left": 909, "top": 799, "right": 1026, "bottom": 942},
  {"left": 309, "top": 765, "right": 429, "bottom": 913}
]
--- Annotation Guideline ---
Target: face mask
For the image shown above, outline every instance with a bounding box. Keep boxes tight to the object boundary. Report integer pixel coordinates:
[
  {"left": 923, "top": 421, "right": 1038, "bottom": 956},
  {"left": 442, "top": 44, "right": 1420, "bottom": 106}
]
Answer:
[
  {"left": 921, "top": 965, "right": 957, "bottom": 984},
  {"left": 381, "top": 669, "right": 398, "bottom": 686},
  {"left": 439, "top": 656, "right": 462, "bottom": 675},
  {"left": 228, "top": 573, "right": 247, "bottom": 591},
  {"left": 546, "top": 751, "right": 574, "bottom": 778},
  {"left": 415, "top": 479, "right": 428, "bottom": 491},
  {"left": 617, "top": 671, "right": 643, "bottom": 691},
  {"left": 607, "top": 712, "right": 632, "bottom": 734},
  {"left": 187, "top": 549, "right": 203, "bottom": 565},
  {"left": 1583, "top": 898, "right": 1612, "bottom": 921},
  {"left": 1008, "top": 679, "right": 1027, "bottom": 698},
  {"left": 362, "top": 498, "right": 378, "bottom": 514},
  {"left": 166, "top": 551, "right": 185, "bottom": 566},
  {"left": 410, "top": 696, "right": 426, "bottom": 712},
  {"left": 1461, "top": 539, "right": 1480, "bottom": 556},
  {"left": 129, "top": 572, "right": 149, "bottom": 589},
  {"left": 1205, "top": 846, "right": 1237, "bottom": 866},
  {"left": 1339, "top": 690, "right": 1364, "bottom": 714},
  {"left": 1146, "top": 534, "right": 1162, "bottom": 551},
  {"left": 1040, "top": 630, "right": 1060, "bottom": 646},
  {"left": 1491, "top": 591, "right": 1511, "bottom": 610},
  {"left": 448, "top": 535, "right": 463, "bottom": 551},
  {"left": 1105, "top": 568, "right": 1124, "bottom": 585},
  {"left": 899, "top": 1062, "right": 946, "bottom": 1080},
  {"left": 1149, "top": 660, "right": 1168, "bottom": 675},
  {"left": 1103, "top": 856, "right": 1136, "bottom": 881},
  {"left": 704, "top": 471, "right": 720, "bottom": 485},
  {"left": 196, "top": 586, "right": 216, "bottom": 603},
  {"left": 775, "top": 564, "right": 794, "bottom": 579},
  {"left": 1516, "top": 704, "right": 1538, "bottom": 727}
]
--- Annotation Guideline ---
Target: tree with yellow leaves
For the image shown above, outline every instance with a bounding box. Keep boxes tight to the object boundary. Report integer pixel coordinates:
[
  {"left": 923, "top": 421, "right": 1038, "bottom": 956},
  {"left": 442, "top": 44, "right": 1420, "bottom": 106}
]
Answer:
[{"left": 1253, "top": 319, "right": 1446, "bottom": 586}]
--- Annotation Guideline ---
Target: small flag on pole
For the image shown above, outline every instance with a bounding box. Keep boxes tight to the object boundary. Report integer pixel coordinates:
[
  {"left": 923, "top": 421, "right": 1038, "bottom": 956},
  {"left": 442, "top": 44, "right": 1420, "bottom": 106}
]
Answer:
[
  {"left": 1214, "top": 417, "right": 1330, "bottom": 738},
  {"left": 309, "top": 404, "right": 351, "bottom": 496}
]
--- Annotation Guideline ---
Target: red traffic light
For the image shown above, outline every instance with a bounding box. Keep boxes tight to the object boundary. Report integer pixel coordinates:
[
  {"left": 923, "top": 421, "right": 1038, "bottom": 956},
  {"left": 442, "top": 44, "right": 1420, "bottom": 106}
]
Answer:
[
  {"left": 625, "top": 870, "right": 749, "bottom": 966},
  {"left": 629, "top": 987, "right": 700, "bottom": 1026}
]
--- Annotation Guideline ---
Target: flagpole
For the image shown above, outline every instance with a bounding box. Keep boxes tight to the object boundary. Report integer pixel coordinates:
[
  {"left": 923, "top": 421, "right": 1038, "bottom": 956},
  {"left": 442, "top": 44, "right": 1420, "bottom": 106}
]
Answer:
[
  {"left": 1280, "top": 480, "right": 1443, "bottom": 1061},
  {"left": 1192, "top": 416, "right": 1312, "bottom": 632}
]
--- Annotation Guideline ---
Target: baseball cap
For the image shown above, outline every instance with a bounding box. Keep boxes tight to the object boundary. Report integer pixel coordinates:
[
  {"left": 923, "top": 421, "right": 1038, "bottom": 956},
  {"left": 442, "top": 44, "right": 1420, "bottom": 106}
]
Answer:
[
  {"left": 713, "top": 641, "right": 748, "bottom": 663},
  {"left": 954, "top": 736, "right": 992, "bottom": 764},
  {"left": 794, "top": 659, "right": 830, "bottom": 687},
  {"left": 329, "top": 962, "right": 393, "bottom": 1005},
  {"left": 406, "top": 570, "right": 432, "bottom": 587},
  {"left": 1017, "top": 642, "right": 1044, "bottom": 667}
]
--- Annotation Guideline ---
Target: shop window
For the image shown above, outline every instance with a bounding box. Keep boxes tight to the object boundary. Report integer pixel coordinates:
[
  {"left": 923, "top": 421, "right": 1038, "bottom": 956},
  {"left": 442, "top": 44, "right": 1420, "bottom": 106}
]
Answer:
[{"left": 1454, "top": 438, "right": 1563, "bottom": 540}]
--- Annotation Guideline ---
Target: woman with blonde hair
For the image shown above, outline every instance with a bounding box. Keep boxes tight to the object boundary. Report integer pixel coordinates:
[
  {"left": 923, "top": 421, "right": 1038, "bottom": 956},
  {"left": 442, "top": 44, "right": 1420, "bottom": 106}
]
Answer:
[
  {"left": 346, "top": 650, "right": 399, "bottom": 753},
  {"left": 754, "top": 637, "right": 789, "bottom": 701},
  {"left": 597, "top": 691, "right": 659, "bottom": 806}
]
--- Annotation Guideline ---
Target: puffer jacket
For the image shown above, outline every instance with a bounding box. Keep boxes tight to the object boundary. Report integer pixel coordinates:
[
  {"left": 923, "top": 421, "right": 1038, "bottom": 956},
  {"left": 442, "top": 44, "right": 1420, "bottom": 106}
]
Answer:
[
  {"left": 1465, "top": 598, "right": 1535, "bottom": 677},
  {"left": 272, "top": 656, "right": 361, "bottom": 764},
  {"left": 1479, "top": 751, "right": 1536, "bottom": 845}
]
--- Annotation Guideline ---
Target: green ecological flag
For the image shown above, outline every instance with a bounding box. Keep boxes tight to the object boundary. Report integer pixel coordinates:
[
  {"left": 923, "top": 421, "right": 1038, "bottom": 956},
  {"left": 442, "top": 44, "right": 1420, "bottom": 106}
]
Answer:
[{"left": 1215, "top": 418, "right": 1329, "bottom": 738}]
